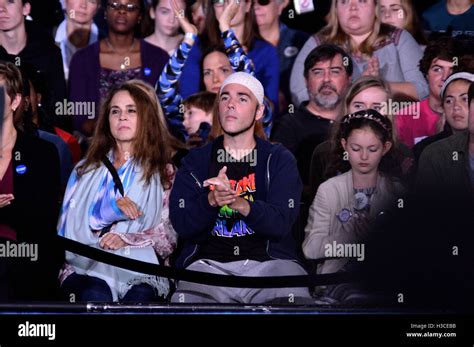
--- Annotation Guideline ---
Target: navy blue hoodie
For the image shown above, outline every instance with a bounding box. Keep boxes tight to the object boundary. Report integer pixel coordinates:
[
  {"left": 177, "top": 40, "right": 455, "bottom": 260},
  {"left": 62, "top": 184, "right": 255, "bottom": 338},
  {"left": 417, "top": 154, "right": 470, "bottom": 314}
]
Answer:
[{"left": 169, "top": 136, "right": 303, "bottom": 269}]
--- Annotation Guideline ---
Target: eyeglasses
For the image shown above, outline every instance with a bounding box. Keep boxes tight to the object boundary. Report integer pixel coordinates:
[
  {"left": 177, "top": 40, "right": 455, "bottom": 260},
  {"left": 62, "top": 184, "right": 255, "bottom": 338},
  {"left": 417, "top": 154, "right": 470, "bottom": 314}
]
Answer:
[
  {"left": 107, "top": 2, "right": 141, "bottom": 12},
  {"left": 212, "top": 0, "right": 270, "bottom": 6}
]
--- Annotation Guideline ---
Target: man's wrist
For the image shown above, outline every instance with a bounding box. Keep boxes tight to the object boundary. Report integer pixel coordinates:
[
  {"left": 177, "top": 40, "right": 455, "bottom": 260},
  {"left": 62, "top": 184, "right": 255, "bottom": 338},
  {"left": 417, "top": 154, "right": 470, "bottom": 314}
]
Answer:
[
  {"left": 208, "top": 191, "right": 218, "bottom": 207},
  {"left": 234, "top": 197, "right": 250, "bottom": 216}
]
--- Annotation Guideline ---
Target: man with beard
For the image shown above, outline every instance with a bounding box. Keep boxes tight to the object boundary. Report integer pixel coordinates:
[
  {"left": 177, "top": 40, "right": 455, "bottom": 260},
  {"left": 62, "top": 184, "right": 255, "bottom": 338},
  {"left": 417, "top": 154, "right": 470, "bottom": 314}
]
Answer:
[
  {"left": 169, "top": 72, "right": 312, "bottom": 304},
  {"left": 271, "top": 44, "right": 352, "bottom": 188}
]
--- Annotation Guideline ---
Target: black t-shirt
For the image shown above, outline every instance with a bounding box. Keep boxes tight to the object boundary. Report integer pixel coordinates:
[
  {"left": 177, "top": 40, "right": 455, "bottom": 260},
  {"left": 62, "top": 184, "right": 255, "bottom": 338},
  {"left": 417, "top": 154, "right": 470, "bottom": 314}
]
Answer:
[
  {"left": 270, "top": 102, "right": 334, "bottom": 185},
  {"left": 197, "top": 142, "right": 270, "bottom": 262}
]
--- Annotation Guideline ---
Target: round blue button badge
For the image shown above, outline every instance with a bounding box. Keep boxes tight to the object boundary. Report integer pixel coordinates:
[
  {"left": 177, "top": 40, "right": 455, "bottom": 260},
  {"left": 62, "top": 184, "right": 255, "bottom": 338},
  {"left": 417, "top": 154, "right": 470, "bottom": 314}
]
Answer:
[{"left": 16, "top": 164, "right": 27, "bottom": 175}]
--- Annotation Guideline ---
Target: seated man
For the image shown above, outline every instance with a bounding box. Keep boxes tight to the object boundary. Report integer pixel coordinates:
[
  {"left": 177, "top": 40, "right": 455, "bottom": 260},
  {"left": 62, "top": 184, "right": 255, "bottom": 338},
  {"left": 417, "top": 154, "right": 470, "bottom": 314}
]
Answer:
[
  {"left": 169, "top": 72, "right": 311, "bottom": 304},
  {"left": 395, "top": 36, "right": 455, "bottom": 148}
]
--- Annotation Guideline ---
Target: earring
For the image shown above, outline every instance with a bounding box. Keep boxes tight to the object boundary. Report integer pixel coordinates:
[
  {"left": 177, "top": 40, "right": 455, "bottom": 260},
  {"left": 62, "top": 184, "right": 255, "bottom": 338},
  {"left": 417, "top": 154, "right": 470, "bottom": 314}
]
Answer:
[{"left": 38, "top": 103, "right": 42, "bottom": 107}]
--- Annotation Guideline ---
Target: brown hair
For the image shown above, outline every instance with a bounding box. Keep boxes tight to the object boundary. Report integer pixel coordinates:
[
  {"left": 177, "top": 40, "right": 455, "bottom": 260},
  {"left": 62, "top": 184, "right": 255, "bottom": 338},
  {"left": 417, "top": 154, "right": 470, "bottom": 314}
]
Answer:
[
  {"left": 0, "top": 61, "right": 24, "bottom": 126},
  {"left": 0, "top": 61, "right": 23, "bottom": 101},
  {"left": 77, "top": 80, "right": 178, "bottom": 187},
  {"left": 342, "top": 75, "right": 392, "bottom": 117},
  {"left": 323, "top": 76, "right": 405, "bottom": 179},
  {"left": 327, "top": 109, "right": 396, "bottom": 176},
  {"left": 208, "top": 96, "right": 266, "bottom": 140},
  {"left": 397, "top": 0, "right": 427, "bottom": 45},
  {"left": 319, "top": 0, "right": 392, "bottom": 56},
  {"left": 201, "top": 0, "right": 261, "bottom": 50},
  {"left": 183, "top": 91, "right": 217, "bottom": 113}
]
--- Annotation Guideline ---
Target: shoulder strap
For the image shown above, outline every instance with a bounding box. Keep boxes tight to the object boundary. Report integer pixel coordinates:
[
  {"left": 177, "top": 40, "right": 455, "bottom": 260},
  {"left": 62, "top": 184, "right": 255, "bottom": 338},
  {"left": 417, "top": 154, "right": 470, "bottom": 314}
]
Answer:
[{"left": 101, "top": 155, "right": 125, "bottom": 197}]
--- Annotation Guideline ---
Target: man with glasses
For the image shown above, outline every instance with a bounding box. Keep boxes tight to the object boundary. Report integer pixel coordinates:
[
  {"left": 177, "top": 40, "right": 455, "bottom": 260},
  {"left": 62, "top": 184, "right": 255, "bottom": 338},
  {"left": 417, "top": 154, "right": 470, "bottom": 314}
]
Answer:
[
  {"left": 0, "top": 0, "right": 67, "bottom": 131},
  {"left": 253, "top": 0, "right": 308, "bottom": 113}
]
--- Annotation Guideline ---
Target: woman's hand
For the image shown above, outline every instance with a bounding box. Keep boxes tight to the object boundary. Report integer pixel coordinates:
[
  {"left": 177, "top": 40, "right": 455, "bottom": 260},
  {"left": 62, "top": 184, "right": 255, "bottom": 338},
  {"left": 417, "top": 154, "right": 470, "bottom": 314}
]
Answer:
[
  {"left": 99, "top": 233, "right": 128, "bottom": 250},
  {"left": 0, "top": 194, "right": 14, "bottom": 208},
  {"left": 351, "top": 210, "right": 373, "bottom": 241},
  {"left": 218, "top": 0, "right": 241, "bottom": 33},
  {"left": 171, "top": 0, "right": 197, "bottom": 44},
  {"left": 362, "top": 56, "right": 380, "bottom": 77},
  {"left": 116, "top": 197, "right": 142, "bottom": 220}
]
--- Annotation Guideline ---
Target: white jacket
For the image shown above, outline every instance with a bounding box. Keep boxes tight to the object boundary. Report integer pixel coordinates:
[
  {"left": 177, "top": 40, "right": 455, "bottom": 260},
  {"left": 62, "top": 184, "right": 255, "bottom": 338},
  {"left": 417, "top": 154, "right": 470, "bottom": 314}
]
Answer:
[{"left": 303, "top": 170, "right": 404, "bottom": 274}]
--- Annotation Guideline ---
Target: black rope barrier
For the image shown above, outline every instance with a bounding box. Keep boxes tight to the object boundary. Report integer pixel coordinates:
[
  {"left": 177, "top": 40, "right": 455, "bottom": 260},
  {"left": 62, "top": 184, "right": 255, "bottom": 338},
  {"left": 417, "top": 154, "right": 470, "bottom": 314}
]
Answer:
[{"left": 59, "top": 236, "right": 357, "bottom": 288}]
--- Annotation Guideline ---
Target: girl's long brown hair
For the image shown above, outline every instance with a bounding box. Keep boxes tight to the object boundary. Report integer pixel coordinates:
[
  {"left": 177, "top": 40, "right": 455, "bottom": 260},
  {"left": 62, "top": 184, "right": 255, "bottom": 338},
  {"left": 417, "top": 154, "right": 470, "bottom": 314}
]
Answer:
[
  {"left": 201, "top": 0, "right": 261, "bottom": 50},
  {"left": 77, "top": 80, "right": 178, "bottom": 188}
]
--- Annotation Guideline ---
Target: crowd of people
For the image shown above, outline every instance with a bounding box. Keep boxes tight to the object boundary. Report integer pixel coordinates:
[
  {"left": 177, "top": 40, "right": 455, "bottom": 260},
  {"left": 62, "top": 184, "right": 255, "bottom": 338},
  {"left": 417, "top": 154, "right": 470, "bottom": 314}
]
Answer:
[{"left": 0, "top": 0, "right": 473, "bottom": 307}]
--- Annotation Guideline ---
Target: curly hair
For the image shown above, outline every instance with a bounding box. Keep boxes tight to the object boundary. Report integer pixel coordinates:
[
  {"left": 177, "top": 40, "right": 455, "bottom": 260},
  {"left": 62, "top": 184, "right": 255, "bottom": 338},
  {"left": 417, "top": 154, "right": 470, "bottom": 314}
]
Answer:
[{"left": 419, "top": 36, "right": 457, "bottom": 76}]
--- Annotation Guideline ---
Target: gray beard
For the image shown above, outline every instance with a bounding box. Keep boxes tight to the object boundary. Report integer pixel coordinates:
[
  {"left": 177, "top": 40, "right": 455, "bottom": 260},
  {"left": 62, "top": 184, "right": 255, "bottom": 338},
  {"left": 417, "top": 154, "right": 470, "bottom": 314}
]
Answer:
[{"left": 312, "top": 93, "right": 341, "bottom": 110}]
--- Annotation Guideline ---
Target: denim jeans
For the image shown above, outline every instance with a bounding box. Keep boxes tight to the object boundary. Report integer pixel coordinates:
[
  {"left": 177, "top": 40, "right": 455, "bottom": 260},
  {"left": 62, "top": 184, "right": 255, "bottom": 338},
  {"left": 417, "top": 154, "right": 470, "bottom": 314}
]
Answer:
[{"left": 61, "top": 273, "right": 163, "bottom": 302}]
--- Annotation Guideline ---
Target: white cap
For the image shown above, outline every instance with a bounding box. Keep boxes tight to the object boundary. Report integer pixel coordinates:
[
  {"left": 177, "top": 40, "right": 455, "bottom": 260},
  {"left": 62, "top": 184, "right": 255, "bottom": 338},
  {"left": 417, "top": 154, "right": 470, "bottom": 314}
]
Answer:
[
  {"left": 220, "top": 72, "right": 264, "bottom": 105},
  {"left": 440, "top": 72, "right": 474, "bottom": 100}
]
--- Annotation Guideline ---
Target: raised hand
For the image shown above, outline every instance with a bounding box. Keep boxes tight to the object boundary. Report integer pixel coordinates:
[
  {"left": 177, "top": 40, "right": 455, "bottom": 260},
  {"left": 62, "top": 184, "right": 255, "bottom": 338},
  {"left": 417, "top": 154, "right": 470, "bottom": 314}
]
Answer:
[
  {"left": 203, "top": 166, "right": 231, "bottom": 189},
  {"left": 171, "top": 0, "right": 197, "bottom": 44},
  {"left": 204, "top": 166, "right": 237, "bottom": 207},
  {"left": 362, "top": 56, "right": 380, "bottom": 77},
  {"left": 218, "top": 0, "right": 241, "bottom": 32}
]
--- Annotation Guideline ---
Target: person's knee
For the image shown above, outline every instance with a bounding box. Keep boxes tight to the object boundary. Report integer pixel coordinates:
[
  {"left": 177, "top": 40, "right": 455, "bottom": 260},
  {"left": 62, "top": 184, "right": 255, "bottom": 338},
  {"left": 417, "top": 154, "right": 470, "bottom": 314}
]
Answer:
[
  {"left": 122, "top": 283, "right": 158, "bottom": 302},
  {"left": 62, "top": 274, "right": 113, "bottom": 302},
  {"left": 80, "top": 280, "right": 113, "bottom": 302}
]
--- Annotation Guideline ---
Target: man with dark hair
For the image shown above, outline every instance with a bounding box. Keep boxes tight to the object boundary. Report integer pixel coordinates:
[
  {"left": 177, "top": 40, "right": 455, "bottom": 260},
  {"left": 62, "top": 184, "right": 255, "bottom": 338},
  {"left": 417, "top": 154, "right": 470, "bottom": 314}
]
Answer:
[
  {"left": 271, "top": 44, "right": 352, "bottom": 188},
  {"left": 395, "top": 36, "right": 456, "bottom": 148},
  {"left": 0, "top": 0, "right": 67, "bottom": 130},
  {"left": 416, "top": 75, "right": 474, "bottom": 196},
  {"left": 169, "top": 72, "right": 311, "bottom": 304}
]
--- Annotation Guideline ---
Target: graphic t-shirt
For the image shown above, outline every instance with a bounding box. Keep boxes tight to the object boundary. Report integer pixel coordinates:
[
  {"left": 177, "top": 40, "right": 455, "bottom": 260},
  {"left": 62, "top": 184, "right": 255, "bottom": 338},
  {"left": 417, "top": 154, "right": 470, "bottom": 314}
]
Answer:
[{"left": 197, "top": 143, "right": 270, "bottom": 262}]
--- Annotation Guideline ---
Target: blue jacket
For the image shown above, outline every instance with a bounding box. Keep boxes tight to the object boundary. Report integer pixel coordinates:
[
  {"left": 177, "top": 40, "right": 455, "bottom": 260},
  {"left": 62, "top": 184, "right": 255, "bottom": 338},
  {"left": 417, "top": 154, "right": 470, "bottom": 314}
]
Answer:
[{"left": 169, "top": 136, "right": 303, "bottom": 268}]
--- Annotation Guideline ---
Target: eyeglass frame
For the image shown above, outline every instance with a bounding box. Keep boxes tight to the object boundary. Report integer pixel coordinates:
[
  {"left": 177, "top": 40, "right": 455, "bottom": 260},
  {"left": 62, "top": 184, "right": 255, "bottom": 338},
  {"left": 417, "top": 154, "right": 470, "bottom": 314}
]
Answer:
[
  {"left": 106, "top": 2, "right": 141, "bottom": 12},
  {"left": 211, "top": 0, "right": 270, "bottom": 6}
]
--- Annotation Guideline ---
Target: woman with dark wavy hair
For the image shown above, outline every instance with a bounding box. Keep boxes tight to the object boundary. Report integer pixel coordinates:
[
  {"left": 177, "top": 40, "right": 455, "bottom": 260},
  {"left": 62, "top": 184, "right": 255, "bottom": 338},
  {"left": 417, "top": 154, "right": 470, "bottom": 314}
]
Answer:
[
  {"left": 58, "top": 80, "right": 178, "bottom": 302},
  {"left": 177, "top": 0, "right": 279, "bottom": 115}
]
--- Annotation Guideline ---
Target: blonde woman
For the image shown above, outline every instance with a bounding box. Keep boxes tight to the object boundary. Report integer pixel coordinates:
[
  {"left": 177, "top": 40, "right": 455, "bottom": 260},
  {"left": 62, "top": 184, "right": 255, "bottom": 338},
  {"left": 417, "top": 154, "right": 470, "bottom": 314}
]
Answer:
[
  {"left": 290, "top": 0, "right": 428, "bottom": 106},
  {"left": 379, "top": 0, "right": 427, "bottom": 45}
]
